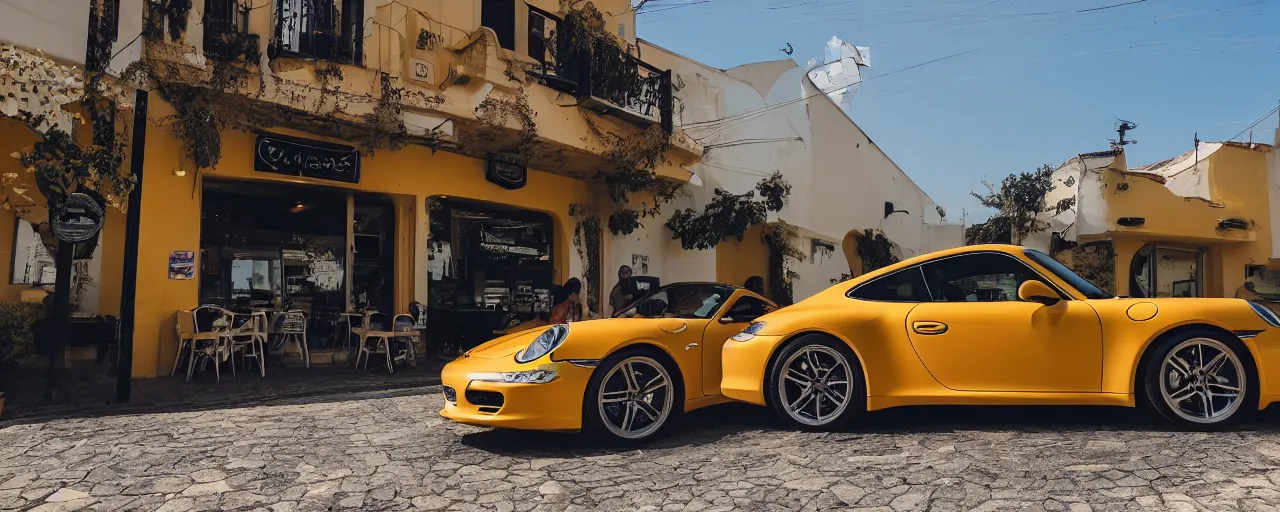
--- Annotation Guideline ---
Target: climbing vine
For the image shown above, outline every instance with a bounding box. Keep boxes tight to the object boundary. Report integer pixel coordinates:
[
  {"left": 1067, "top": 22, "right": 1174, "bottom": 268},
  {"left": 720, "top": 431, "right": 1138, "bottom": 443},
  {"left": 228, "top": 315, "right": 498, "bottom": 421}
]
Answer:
[
  {"left": 665, "top": 172, "right": 791, "bottom": 250},
  {"left": 475, "top": 87, "right": 538, "bottom": 161},
  {"left": 143, "top": 0, "right": 194, "bottom": 42},
  {"left": 763, "top": 221, "right": 804, "bottom": 306},
  {"left": 856, "top": 229, "right": 899, "bottom": 274},
  {"left": 416, "top": 29, "right": 444, "bottom": 51},
  {"left": 569, "top": 203, "right": 602, "bottom": 313},
  {"left": 585, "top": 120, "right": 683, "bottom": 236},
  {"left": 558, "top": 1, "right": 661, "bottom": 116}
]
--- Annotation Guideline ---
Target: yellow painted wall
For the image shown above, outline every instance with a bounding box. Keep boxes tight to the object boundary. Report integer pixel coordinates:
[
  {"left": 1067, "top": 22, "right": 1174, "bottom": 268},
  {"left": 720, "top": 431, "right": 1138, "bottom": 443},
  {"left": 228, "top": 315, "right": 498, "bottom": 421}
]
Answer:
[
  {"left": 0, "top": 118, "right": 127, "bottom": 312},
  {"left": 1101, "top": 145, "right": 1272, "bottom": 298},
  {"left": 131, "top": 95, "right": 599, "bottom": 377},
  {"left": 715, "top": 224, "right": 767, "bottom": 290}
]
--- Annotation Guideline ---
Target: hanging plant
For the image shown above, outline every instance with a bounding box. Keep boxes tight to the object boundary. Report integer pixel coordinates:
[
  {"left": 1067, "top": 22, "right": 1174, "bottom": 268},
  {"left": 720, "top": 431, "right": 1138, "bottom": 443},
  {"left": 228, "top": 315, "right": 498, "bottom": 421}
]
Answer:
[
  {"left": 665, "top": 172, "right": 791, "bottom": 250},
  {"left": 569, "top": 203, "right": 602, "bottom": 313},
  {"left": 475, "top": 87, "right": 538, "bottom": 160},
  {"left": 857, "top": 229, "right": 899, "bottom": 275},
  {"left": 763, "top": 221, "right": 804, "bottom": 306}
]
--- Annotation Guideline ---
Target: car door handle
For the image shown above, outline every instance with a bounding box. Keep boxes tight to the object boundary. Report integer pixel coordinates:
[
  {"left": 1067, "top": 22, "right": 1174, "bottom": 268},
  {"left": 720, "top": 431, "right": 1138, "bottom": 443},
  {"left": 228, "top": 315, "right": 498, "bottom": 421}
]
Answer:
[
  {"left": 912, "top": 321, "right": 948, "bottom": 335},
  {"left": 685, "top": 343, "right": 698, "bottom": 351}
]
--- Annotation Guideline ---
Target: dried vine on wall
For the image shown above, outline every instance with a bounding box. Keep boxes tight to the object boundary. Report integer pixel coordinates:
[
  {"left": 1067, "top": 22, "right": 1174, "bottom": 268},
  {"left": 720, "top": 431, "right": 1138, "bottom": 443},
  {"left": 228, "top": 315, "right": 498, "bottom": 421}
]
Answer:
[
  {"left": 665, "top": 172, "right": 791, "bottom": 250},
  {"left": 569, "top": 203, "right": 602, "bottom": 313},
  {"left": 856, "top": 229, "right": 899, "bottom": 275},
  {"left": 763, "top": 221, "right": 804, "bottom": 306},
  {"left": 587, "top": 121, "right": 683, "bottom": 236},
  {"left": 558, "top": 1, "right": 661, "bottom": 115},
  {"left": 143, "top": 0, "right": 194, "bottom": 42},
  {"left": 475, "top": 87, "right": 538, "bottom": 161}
]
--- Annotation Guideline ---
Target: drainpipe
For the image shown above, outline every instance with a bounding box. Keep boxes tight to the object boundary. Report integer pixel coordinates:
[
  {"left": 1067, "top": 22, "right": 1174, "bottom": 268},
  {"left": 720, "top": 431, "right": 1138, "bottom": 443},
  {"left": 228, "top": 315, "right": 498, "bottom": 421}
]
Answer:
[{"left": 116, "top": 89, "right": 149, "bottom": 403}]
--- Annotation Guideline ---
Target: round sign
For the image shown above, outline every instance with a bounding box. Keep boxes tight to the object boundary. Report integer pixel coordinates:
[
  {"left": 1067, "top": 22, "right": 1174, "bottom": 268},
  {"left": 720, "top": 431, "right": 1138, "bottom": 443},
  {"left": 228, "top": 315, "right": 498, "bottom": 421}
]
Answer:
[{"left": 51, "top": 192, "right": 105, "bottom": 243}]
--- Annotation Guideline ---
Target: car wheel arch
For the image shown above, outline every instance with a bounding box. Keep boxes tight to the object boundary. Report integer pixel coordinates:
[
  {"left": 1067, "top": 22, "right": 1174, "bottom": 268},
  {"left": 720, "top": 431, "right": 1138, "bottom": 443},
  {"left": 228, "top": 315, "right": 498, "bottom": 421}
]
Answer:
[
  {"left": 1131, "top": 322, "right": 1261, "bottom": 403},
  {"left": 763, "top": 330, "right": 871, "bottom": 398},
  {"left": 591, "top": 341, "right": 688, "bottom": 401}
]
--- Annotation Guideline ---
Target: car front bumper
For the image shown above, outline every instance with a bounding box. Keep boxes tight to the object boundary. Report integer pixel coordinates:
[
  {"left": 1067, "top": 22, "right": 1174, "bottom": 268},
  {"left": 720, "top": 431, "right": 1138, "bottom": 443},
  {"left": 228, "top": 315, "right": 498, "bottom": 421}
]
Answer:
[
  {"left": 439, "top": 357, "right": 595, "bottom": 432},
  {"left": 720, "top": 334, "right": 786, "bottom": 406}
]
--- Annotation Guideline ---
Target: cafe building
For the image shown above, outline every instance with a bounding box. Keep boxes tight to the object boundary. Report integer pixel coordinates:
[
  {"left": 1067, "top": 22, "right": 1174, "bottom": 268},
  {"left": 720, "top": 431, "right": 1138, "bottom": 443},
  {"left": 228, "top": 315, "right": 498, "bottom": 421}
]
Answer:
[{"left": 128, "top": 114, "right": 602, "bottom": 376}]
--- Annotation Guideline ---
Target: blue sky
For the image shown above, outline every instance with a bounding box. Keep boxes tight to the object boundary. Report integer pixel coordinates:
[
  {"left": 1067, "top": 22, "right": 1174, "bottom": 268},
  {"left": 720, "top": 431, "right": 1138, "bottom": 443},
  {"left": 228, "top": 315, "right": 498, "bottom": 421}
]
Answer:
[{"left": 637, "top": 0, "right": 1280, "bottom": 223}]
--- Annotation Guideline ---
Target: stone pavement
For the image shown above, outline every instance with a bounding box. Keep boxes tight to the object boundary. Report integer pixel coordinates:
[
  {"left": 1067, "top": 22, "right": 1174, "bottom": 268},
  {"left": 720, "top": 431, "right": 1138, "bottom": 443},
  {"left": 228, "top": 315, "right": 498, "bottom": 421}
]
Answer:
[
  {"left": 6, "top": 391, "right": 1280, "bottom": 511},
  {"left": 2, "top": 361, "right": 444, "bottom": 423}
]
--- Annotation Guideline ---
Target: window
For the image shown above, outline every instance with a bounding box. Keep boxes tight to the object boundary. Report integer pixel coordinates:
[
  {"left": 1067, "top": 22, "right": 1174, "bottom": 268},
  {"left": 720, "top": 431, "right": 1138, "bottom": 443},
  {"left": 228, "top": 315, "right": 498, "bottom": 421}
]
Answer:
[
  {"left": 11, "top": 219, "right": 55, "bottom": 285},
  {"left": 1024, "top": 249, "right": 1112, "bottom": 299},
  {"left": 481, "top": 0, "right": 516, "bottom": 51},
  {"left": 920, "top": 253, "right": 1055, "bottom": 303},
  {"left": 725, "top": 296, "right": 772, "bottom": 321},
  {"left": 849, "top": 268, "right": 932, "bottom": 302},
  {"left": 614, "top": 283, "right": 734, "bottom": 319},
  {"left": 276, "top": 0, "right": 363, "bottom": 62}
]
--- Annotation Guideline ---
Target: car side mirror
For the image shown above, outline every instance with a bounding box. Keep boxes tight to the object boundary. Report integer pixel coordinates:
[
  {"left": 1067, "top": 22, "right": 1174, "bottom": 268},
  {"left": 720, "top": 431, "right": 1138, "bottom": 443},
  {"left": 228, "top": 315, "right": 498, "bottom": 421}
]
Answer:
[
  {"left": 1017, "top": 280, "right": 1061, "bottom": 306},
  {"left": 719, "top": 316, "right": 737, "bottom": 324}
]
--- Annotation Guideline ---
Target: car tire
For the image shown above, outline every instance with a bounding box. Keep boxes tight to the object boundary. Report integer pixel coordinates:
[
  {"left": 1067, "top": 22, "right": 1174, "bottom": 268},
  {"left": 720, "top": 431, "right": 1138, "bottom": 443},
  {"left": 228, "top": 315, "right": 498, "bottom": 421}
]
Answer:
[
  {"left": 766, "top": 334, "right": 865, "bottom": 431},
  {"left": 583, "top": 347, "right": 682, "bottom": 443},
  {"left": 1140, "top": 329, "right": 1257, "bottom": 430}
]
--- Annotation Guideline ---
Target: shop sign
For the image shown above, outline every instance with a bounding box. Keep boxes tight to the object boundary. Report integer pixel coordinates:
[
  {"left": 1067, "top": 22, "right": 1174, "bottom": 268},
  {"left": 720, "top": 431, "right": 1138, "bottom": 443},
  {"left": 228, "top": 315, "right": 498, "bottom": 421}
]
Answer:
[
  {"left": 485, "top": 155, "right": 527, "bottom": 190},
  {"left": 409, "top": 58, "right": 436, "bottom": 85},
  {"left": 254, "top": 133, "right": 361, "bottom": 184},
  {"left": 51, "top": 192, "right": 105, "bottom": 243}
]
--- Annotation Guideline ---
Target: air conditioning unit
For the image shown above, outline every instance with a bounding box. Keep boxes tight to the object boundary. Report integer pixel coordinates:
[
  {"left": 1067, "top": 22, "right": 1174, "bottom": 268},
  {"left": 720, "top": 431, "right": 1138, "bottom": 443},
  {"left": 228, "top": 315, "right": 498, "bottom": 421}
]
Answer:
[{"left": 440, "top": 64, "right": 472, "bottom": 90}]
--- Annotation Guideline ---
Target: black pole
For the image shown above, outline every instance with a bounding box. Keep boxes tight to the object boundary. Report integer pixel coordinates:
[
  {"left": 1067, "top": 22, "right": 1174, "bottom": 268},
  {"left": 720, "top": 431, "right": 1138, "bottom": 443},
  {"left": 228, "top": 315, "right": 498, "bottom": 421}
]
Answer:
[
  {"left": 45, "top": 239, "right": 74, "bottom": 401},
  {"left": 116, "top": 89, "right": 148, "bottom": 403}
]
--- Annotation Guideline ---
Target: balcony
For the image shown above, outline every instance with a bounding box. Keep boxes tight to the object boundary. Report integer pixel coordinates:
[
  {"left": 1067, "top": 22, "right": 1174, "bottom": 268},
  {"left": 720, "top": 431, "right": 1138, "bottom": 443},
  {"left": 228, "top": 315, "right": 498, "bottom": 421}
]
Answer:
[{"left": 526, "top": 5, "right": 673, "bottom": 134}]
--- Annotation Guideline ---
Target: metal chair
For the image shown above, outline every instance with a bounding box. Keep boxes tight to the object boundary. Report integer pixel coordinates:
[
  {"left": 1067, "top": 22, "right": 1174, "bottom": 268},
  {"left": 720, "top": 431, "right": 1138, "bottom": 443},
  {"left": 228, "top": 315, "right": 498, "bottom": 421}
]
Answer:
[
  {"left": 392, "top": 313, "right": 419, "bottom": 368},
  {"left": 228, "top": 312, "right": 267, "bottom": 377},
  {"left": 272, "top": 310, "right": 310, "bottom": 368},
  {"left": 188, "top": 306, "right": 234, "bottom": 383}
]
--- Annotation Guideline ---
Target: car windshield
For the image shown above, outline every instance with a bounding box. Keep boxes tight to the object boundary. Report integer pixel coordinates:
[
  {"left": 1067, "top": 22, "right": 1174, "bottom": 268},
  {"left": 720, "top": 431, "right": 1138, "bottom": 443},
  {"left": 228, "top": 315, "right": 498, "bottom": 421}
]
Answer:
[
  {"left": 1024, "top": 249, "right": 1113, "bottom": 299},
  {"left": 614, "top": 283, "right": 735, "bottom": 320}
]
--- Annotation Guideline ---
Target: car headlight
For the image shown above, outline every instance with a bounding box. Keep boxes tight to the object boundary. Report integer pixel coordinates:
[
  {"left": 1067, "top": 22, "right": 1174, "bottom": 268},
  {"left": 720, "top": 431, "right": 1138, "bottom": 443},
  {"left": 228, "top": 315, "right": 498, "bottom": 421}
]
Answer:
[
  {"left": 468, "top": 369, "right": 558, "bottom": 384},
  {"left": 1249, "top": 301, "right": 1280, "bottom": 327},
  {"left": 515, "top": 324, "right": 569, "bottom": 363},
  {"left": 732, "top": 322, "right": 767, "bottom": 342}
]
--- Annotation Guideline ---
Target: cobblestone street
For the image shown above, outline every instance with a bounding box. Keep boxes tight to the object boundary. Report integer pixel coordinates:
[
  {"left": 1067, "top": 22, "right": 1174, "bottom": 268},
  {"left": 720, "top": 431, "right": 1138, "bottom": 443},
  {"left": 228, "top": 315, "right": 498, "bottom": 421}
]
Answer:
[{"left": 6, "top": 388, "right": 1280, "bottom": 511}]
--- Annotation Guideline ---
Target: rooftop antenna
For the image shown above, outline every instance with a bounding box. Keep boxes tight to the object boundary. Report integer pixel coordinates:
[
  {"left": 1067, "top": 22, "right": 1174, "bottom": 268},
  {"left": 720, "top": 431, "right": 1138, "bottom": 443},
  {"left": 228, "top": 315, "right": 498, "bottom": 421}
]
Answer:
[{"left": 1109, "top": 119, "right": 1138, "bottom": 148}]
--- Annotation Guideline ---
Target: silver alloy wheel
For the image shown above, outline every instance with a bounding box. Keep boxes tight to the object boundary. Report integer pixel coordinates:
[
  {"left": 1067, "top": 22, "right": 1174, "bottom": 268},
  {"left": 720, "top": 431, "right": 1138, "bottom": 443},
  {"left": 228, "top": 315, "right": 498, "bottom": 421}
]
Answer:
[
  {"left": 1159, "top": 337, "right": 1246, "bottom": 424},
  {"left": 777, "top": 345, "right": 853, "bottom": 427},
  {"left": 597, "top": 356, "right": 674, "bottom": 440}
]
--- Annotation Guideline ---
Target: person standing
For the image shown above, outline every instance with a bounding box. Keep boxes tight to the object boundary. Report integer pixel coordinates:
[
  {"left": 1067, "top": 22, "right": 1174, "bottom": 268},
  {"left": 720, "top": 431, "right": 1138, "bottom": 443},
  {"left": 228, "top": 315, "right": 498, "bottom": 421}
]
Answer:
[
  {"left": 609, "top": 265, "right": 638, "bottom": 315},
  {"left": 744, "top": 276, "right": 765, "bottom": 296}
]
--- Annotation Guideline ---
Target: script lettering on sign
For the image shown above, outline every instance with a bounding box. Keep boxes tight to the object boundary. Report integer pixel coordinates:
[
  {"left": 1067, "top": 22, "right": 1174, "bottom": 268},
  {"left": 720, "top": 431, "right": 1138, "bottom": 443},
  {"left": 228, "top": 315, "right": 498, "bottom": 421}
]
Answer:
[{"left": 254, "top": 134, "right": 362, "bottom": 183}]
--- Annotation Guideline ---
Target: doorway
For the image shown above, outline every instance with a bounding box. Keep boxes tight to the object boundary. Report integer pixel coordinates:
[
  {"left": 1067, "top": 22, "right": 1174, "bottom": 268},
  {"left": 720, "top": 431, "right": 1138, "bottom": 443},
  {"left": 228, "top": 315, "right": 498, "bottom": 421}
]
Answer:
[{"left": 1129, "top": 245, "right": 1203, "bottom": 298}]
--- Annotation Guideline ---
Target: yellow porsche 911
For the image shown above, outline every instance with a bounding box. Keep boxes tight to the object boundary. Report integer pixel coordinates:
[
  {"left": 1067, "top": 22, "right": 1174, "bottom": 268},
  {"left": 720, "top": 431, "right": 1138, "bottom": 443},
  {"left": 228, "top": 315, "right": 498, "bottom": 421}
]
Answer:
[
  {"left": 722, "top": 244, "right": 1280, "bottom": 431},
  {"left": 440, "top": 283, "right": 776, "bottom": 441}
]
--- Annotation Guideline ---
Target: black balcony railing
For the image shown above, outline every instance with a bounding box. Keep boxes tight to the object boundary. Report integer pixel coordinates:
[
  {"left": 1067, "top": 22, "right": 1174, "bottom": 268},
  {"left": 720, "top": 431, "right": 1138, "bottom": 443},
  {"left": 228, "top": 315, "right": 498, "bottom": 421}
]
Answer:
[
  {"left": 203, "top": 0, "right": 259, "bottom": 63},
  {"left": 526, "top": 5, "right": 673, "bottom": 134},
  {"left": 271, "top": 0, "right": 362, "bottom": 63}
]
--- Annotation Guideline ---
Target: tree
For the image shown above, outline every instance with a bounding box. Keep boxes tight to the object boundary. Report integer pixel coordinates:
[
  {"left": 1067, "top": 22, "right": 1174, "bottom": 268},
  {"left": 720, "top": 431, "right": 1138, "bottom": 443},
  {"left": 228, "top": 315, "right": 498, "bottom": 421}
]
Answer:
[{"left": 968, "top": 164, "right": 1075, "bottom": 245}]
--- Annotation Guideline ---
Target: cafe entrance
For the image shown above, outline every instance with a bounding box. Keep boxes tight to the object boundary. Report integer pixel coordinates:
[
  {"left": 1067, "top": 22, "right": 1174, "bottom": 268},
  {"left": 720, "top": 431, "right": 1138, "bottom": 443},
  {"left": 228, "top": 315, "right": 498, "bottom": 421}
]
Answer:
[
  {"left": 426, "top": 196, "right": 555, "bottom": 355},
  {"left": 199, "top": 179, "right": 397, "bottom": 349}
]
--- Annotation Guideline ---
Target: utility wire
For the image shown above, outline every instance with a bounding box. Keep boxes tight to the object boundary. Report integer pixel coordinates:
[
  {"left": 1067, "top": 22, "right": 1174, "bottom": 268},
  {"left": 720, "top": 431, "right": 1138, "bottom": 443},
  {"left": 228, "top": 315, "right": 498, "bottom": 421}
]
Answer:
[{"left": 1227, "top": 104, "right": 1280, "bottom": 142}]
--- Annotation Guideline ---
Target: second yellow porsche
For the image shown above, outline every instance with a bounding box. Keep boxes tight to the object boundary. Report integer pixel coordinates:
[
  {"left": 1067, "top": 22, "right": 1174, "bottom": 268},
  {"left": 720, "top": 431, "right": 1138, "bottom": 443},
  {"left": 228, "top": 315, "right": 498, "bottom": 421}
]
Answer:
[
  {"left": 722, "top": 244, "right": 1280, "bottom": 431},
  {"left": 440, "top": 283, "right": 776, "bottom": 441}
]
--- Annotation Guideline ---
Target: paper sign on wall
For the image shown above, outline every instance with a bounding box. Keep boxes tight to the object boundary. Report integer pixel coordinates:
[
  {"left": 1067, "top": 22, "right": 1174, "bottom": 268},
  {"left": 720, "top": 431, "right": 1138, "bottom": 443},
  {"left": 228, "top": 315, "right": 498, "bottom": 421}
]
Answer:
[{"left": 169, "top": 251, "right": 195, "bottom": 280}]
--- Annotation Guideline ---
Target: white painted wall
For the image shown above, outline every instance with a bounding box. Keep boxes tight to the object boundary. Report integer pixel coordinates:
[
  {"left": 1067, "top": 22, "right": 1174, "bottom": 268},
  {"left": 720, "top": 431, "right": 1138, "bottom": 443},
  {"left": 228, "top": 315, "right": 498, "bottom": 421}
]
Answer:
[
  {"left": 604, "top": 40, "right": 961, "bottom": 305},
  {"left": 0, "top": 0, "right": 91, "bottom": 64}
]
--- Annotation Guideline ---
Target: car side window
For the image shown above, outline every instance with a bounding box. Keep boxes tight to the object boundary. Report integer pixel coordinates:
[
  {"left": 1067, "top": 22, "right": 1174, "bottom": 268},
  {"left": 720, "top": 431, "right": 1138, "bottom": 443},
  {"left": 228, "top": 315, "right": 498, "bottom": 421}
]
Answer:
[
  {"left": 850, "top": 268, "right": 932, "bottom": 302},
  {"left": 920, "top": 253, "right": 1052, "bottom": 303},
  {"left": 726, "top": 296, "right": 771, "bottom": 321}
]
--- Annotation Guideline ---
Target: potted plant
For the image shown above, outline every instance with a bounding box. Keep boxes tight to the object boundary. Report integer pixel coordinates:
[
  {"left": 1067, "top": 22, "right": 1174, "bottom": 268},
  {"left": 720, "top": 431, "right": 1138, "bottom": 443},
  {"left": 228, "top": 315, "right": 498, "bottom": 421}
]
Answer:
[{"left": 0, "top": 301, "right": 40, "bottom": 416}]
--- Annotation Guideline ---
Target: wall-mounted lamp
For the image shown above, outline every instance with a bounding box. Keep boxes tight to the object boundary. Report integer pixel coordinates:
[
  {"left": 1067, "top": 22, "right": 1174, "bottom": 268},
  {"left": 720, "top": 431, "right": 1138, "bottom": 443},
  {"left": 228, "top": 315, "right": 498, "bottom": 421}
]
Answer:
[
  {"left": 884, "top": 201, "right": 909, "bottom": 218},
  {"left": 1117, "top": 217, "right": 1145, "bottom": 227}
]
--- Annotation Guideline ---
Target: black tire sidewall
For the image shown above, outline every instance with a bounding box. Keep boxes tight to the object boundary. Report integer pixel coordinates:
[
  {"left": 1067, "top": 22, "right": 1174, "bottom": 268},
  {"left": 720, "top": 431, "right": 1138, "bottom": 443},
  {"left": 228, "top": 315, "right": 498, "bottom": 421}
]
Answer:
[
  {"left": 1141, "top": 329, "right": 1257, "bottom": 430},
  {"left": 583, "top": 347, "right": 683, "bottom": 443},
  {"left": 765, "top": 334, "right": 866, "bottom": 431}
]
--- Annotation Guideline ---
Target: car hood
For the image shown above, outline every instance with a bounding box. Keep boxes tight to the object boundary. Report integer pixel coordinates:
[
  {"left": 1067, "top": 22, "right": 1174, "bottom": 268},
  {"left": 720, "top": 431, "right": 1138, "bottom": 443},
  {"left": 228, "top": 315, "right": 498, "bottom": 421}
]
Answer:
[{"left": 463, "top": 317, "right": 695, "bottom": 360}]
